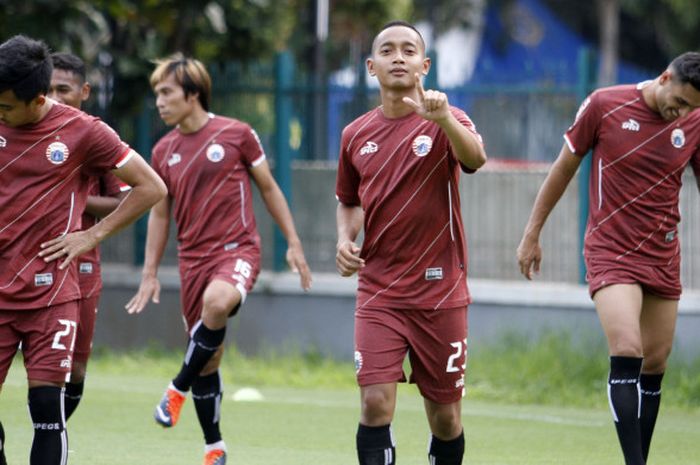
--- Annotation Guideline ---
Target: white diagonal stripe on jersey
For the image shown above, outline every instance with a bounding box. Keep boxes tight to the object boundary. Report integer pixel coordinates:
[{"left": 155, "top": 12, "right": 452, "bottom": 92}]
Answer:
[
  {"left": 47, "top": 267, "right": 71, "bottom": 307},
  {"left": 615, "top": 214, "right": 669, "bottom": 261},
  {"left": 179, "top": 121, "right": 236, "bottom": 177},
  {"left": 360, "top": 120, "right": 431, "bottom": 197},
  {"left": 601, "top": 97, "right": 640, "bottom": 120},
  {"left": 84, "top": 279, "right": 100, "bottom": 299},
  {"left": 434, "top": 270, "right": 465, "bottom": 310},
  {"left": 181, "top": 215, "right": 242, "bottom": 281},
  {"left": 0, "top": 164, "right": 82, "bottom": 237},
  {"left": 602, "top": 122, "right": 676, "bottom": 170},
  {"left": 0, "top": 115, "right": 80, "bottom": 177},
  {"left": 588, "top": 163, "right": 685, "bottom": 236},
  {"left": 60, "top": 192, "right": 76, "bottom": 237},
  {"left": 345, "top": 110, "right": 379, "bottom": 152},
  {"left": 365, "top": 152, "right": 448, "bottom": 256},
  {"left": 360, "top": 222, "right": 449, "bottom": 310},
  {"left": 0, "top": 254, "right": 39, "bottom": 290},
  {"left": 178, "top": 172, "right": 236, "bottom": 246}
]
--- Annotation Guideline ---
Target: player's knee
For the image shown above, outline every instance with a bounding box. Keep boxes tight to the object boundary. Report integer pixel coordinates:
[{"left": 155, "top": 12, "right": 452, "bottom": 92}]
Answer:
[
  {"left": 609, "top": 339, "right": 643, "bottom": 358},
  {"left": 429, "top": 407, "right": 462, "bottom": 440},
  {"left": 202, "top": 291, "right": 240, "bottom": 320},
  {"left": 361, "top": 390, "right": 394, "bottom": 423},
  {"left": 643, "top": 346, "right": 672, "bottom": 373}
]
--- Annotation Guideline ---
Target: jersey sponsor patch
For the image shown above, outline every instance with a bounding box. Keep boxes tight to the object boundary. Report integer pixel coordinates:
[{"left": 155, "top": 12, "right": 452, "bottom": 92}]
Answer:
[
  {"left": 224, "top": 241, "right": 239, "bottom": 251},
  {"left": 206, "top": 143, "right": 225, "bottom": 162},
  {"left": 665, "top": 230, "right": 676, "bottom": 242},
  {"left": 671, "top": 128, "right": 685, "bottom": 148},
  {"left": 0, "top": 135, "right": 6, "bottom": 147},
  {"left": 360, "top": 141, "right": 378, "bottom": 156},
  {"left": 46, "top": 141, "right": 70, "bottom": 165},
  {"left": 412, "top": 135, "right": 433, "bottom": 157},
  {"left": 167, "top": 153, "right": 182, "bottom": 166},
  {"left": 35, "top": 273, "right": 53, "bottom": 287},
  {"left": 79, "top": 262, "right": 93, "bottom": 274},
  {"left": 425, "top": 267, "right": 443, "bottom": 280}
]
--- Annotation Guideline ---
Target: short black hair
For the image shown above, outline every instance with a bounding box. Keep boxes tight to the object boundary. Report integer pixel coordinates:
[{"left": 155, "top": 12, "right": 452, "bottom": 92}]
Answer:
[
  {"left": 51, "top": 52, "right": 86, "bottom": 82},
  {"left": 670, "top": 52, "right": 700, "bottom": 92},
  {"left": 372, "top": 20, "right": 426, "bottom": 54},
  {"left": 0, "top": 35, "right": 52, "bottom": 103}
]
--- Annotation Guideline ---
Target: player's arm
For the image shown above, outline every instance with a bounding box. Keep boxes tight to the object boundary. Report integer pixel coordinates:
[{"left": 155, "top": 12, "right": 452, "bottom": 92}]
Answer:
[
  {"left": 84, "top": 191, "right": 128, "bottom": 218},
  {"left": 336, "top": 202, "right": 365, "bottom": 277},
  {"left": 403, "top": 72, "right": 486, "bottom": 170},
  {"left": 250, "top": 160, "right": 312, "bottom": 290},
  {"left": 125, "top": 194, "right": 172, "bottom": 314},
  {"left": 40, "top": 151, "right": 167, "bottom": 269},
  {"left": 517, "top": 143, "right": 583, "bottom": 280}
]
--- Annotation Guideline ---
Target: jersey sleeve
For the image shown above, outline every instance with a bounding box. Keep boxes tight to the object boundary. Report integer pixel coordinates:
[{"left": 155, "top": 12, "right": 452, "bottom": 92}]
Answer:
[
  {"left": 99, "top": 171, "right": 130, "bottom": 197},
  {"left": 448, "top": 107, "right": 483, "bottom": 173},
  {"left": 335, "top": 128, "right": 361, "bottom": 206},
  {"left": 82, "top": 119, "right": 132, "bottom": 176},
  {"left": 241, "top": 126, "right": 267, "bottom": 168},
  {"left": 564, "top": 91, "right": 602, "bottom": 156}
]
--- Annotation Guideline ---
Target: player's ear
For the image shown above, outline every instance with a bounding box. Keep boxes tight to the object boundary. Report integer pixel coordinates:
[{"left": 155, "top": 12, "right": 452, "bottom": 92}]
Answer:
[
  {"left": 421, "top": 56, "right": 431, "bottom": 76},
  {"left": 366, "top": 58, "right": 376, "bottom": 77},
  {"left": 659, "top": 70, "right": 672, "bottom": 85},
  {"left": 81, "top": 82, "right": 91, "bottom": 102}
]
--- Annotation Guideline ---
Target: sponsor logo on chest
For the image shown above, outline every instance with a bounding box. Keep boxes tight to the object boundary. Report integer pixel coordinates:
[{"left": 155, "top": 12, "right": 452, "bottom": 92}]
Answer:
[
  {"left": 0, "top": 135, "right": 6, "bottom": 148},
  {"left": 79, "top": 262, "right": 93, "bottom": 274},
  {"left": 359, "top": 141, "right": 378, "bottom": 156},
  {"left": 621, "top": 119, "right": 640, "bottom": 131},
  {"left": 167, "top": 153, "right": 181, "bottom": 166},
  {"left": 425, "top": 267, "right": 443, "bottom": 281}
]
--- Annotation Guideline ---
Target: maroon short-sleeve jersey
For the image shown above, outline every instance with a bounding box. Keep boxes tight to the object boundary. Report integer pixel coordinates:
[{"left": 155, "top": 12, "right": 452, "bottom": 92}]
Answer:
[
  {"left": 336, "top": 107, "right": 482, "bottom": 310},
  {"left": 151, "top": 114, "right": 264, "bottom": 260},
  {"left": 0, "top": 103, "right": 132, "bottom": 309},
  {"left": 565, "top": 83, "right": 700, "bottom": 266}
]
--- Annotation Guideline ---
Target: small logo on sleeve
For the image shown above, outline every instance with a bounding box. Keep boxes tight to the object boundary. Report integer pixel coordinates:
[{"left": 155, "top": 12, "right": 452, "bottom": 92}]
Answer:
[
  {"left": 425, "top": 267, "right": 443, "bottom": 280},
  {"left": 46, "top": 142, "right": 70, "bottom": 165},
  {"left": 360, "top": 141, "right": 378, "bottom": 156},
  {"left": 35, "top": 273, "right": 54, "bottom": 286},
  {"left": 79, "top": 262, "right": 93, "bottom": 274},
  {"left": 412, "top": 135, "right": 433, "bottom": 157},
  {"left": 671, "top": 128, "right": 685, "bottom": 148}
]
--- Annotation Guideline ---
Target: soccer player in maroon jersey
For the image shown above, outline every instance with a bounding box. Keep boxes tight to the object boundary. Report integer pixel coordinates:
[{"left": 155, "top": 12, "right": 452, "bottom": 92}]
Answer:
[
  {"left": 48, "top": 52, "right": 131, "bottom": 421},
  {"left": 335, "top": 21, "right": 487, "bottom": 465},
  {"left": 125, "top": 54, "right": 312, "bottom": 465},
  {"left": 0, "top": 35, "right": 166, "bottom": 465},
  {"left": 518, "top": 52, "right": 700, "bottom": 465}
]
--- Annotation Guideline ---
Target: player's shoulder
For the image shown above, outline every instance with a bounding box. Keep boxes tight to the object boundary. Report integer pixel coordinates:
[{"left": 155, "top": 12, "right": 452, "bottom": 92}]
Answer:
[
  {"left": 591, "top": 83, "right": 641, "bottom": 106},
  {"left": 341, "top": 108, "right": 380, "bottom": 140}
]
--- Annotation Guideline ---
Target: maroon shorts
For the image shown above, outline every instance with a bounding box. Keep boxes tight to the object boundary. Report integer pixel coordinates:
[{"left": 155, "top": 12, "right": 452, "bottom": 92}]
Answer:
[
  {"left": 73, "top": 294, "right": 100, "bottom": 365},
  {"left": 354, "top": 306, "right": 468, "bottom": 404},
  {"left": 586, "top": 256, "right": 681, "bottom": 300},
  {"left": 0, "top": 301, "right": 79, "bottom": 384},
  {"left": 178, "top": 247, "right": 260, "bottom": 333}
]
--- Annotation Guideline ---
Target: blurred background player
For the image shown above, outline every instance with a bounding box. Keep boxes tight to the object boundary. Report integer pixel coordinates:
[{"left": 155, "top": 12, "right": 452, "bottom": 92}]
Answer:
[
  {"left": 518, "top": 52, "right": 700, "bottom": 465},
  {"left": 48, "top": 51, "right": 131, "bottom": 421},
  {"left": 0, "top": 35, "right": 165, "bottom": 465},
  {"left": 125, "top": 54, "right": 312, "bottom": 465},
  {"left": 335, "top": 21, "right": 487, "bottom": 465}
]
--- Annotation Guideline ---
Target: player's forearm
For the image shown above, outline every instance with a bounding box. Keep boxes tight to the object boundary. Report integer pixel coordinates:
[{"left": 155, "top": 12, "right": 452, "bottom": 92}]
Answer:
[
  {"left": 438, "top": 112, "right": 487, "bottom": 170},
  {"left": 141, "top": 210, "right": 170, "bottom": 278},
  {"left": 84, "top": 195, "right": 122, "bottom": 218},
  {"left": 261, "top": 185, "right": 302, "bottom": 246},
  {"left": 336, "top": 203, "right": 363, "bottom": 244}
]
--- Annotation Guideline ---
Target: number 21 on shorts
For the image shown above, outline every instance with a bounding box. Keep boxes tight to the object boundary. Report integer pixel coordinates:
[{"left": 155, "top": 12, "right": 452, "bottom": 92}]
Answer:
[{"left": 446, "top": 338, "right": 468, "bottom": 373}]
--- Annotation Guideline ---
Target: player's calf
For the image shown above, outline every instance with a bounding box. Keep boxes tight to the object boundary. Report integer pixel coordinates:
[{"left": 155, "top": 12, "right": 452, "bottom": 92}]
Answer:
[{"left": 28, "top": 386, "right": 67, "bottom": 465}]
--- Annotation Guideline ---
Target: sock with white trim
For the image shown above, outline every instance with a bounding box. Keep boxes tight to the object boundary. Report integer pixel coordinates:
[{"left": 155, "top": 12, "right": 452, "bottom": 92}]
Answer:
[
  {"left": 356, "top": 423, "right": 395, "bottom": 465},
  {"left": 607, "top": 356, "right": 644, "bottom": 465},
  {"left": 192, "top": 371, "right": 224, "bottom": 445},
  {"left": 639, "top": 372, "right": 663, "bottom": 462},
  {"left": 428, "top": 431, "right": 465, "bottom": 465},
  {"left": 28, "top": 386, "right": 67, "bottom": 465},
  {"left": 172, "top": 321, "right": 226, "bottom": 392},
  {"left": 64, "top": 381, "right": 84, "bottom": 420}
]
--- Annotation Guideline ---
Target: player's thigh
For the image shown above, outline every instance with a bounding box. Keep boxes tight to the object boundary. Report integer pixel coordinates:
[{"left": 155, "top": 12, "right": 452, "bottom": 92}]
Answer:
[
  {"left": 640, "top": 294, "right": 678, "bottom": 373},
  {"left": 72, "top": 294, "right": 100, "bottom": 367},
  {"left": 407, "top": 306, "right": 468, "bottom": 404},
  {"left": 354, "top": 307, "right": 410, "bottom": 387},
  {"left": 593, "top": 283, "right": 644, "bottom": 356},
  {"left": 0, "top": 310, "right": 22, "bottom": 385}
]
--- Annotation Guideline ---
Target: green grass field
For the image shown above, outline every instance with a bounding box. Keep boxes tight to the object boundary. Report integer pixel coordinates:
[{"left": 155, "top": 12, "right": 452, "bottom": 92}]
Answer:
[{"left": 1, "top": 347, "right": 699, "bottom": 465}]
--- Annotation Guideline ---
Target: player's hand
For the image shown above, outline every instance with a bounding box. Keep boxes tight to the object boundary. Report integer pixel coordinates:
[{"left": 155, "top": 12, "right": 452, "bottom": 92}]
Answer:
[
  {"left": 517, "top": 234, "right": 542, "bottom": 280},
  {"left": 402, "top": 73, "right": 450, "bottom": 123},
  {"left": 39, "top": 230, "right": 99, "bottom": 270},
  {"left": 336, "top": 240, "right": 364, "bottom": 277},
  {"left": 286, "top": 242, "right": 312, "bottom": 291},
  {"left": 125, "top": 274, "right": 161, "bottom": 314}
]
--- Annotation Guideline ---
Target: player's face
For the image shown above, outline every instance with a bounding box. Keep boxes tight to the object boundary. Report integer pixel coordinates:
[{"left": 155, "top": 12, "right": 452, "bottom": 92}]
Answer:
[
  {"left": 367, "top": 26, "right": 429, "bottom": 90},
  {"left": 48, "top": 69, "right": 90, "bottom": 109},
  {"left": 655, "top": 71, "right": 700, "bottom": 121},
  {"left": 154, "top": 74, "right": 199, "bottom": 126},
  {"left": 0, "top": 89, "right": 46, "bottom": 128}
]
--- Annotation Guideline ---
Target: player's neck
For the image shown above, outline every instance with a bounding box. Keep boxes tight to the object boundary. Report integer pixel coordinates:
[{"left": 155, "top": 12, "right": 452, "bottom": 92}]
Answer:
[
  {"left": 641, "top": 79, "right": 660, "bottom": 114},
  {"left": 177, "top": 107, "right": 210, "bottom": 134},
  {"left": 379, "top": 89, "right": 419, "bottom": 119},
  {"left": 30, "top": 98, "right": 54, "bottom": 124}
]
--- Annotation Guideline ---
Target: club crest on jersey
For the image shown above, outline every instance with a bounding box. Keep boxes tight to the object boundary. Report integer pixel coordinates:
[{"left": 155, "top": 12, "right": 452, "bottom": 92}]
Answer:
[
  {"left": 354, "top": 351, "right": 363, "bottom": 374},
  {"left": 46, "top": 142, "right": 69, "bottom": 165},
  {"left": 360, "top": 141, "right": 378, "bottom": 156},
  {"left": 671, "top": 128, "right": 685, "bottom": 148},
  {"left": 167, "top": 153, "right": 181, "bottom": 166},
  {"left": 0, "top": 135, "right": 6, "bottom": 147},
  {"left": 206, "top": 143, "right": 225, "bottom": 162},
  {"left": 412, "top": 135, "right": 433, "bottom": 157}
]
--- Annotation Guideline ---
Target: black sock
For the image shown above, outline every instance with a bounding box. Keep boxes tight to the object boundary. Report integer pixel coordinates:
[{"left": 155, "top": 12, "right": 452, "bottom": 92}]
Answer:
[
  {"left": 28, "top": 386, "right": 67, "bottom": 465},
  {"left": 607, "top": 356, "right": 645, "bottom": 465},
  {"left": 0, "top": 420, "right": 7, "bottom": 465},
  {"left": 192, "top": 371, "right": 223, "bottom": 445},
  {"left": 640, "top": 373, "right": 663, "bottom": 462},
  {"left": 172, "top": 321, "right": 226, "bottom": 392},
  {"left": 428, "top": 431, "right": 465, "bottom": 465},
  {"left": 64, "top": 381, "right": 84, "bottom": 420},
  {"left": 356, "top": 423, "right": 395, "bottom": 465}
]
